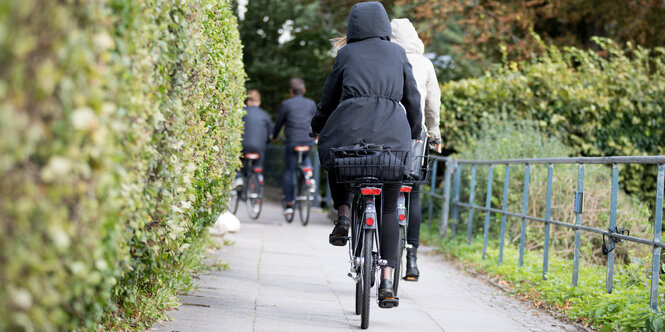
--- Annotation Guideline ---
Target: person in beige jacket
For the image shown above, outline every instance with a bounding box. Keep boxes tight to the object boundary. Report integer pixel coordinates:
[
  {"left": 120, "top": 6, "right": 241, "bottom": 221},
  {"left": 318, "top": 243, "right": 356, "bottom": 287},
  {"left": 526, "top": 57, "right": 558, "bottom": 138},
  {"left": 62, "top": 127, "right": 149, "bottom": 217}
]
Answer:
[{"left": 391, "top": 18, "right": 442, "bottom": 281}]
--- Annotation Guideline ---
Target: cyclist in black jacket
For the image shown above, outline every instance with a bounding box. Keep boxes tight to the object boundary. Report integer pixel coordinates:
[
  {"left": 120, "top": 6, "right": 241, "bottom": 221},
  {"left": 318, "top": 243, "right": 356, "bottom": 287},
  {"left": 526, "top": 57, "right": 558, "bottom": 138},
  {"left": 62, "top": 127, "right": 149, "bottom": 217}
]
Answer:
[
  {"left": 272, "top": 78, "right": 317, "bottom": 216},
  {"left": 311, "top": 1, "right": 422, "bottom": 305}
]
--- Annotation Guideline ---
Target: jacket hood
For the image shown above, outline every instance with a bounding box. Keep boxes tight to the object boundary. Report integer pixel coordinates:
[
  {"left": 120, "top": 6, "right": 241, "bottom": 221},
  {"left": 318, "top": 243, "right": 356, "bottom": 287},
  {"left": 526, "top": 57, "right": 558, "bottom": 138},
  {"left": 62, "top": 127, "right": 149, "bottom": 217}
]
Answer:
[
  {"left": 346, "top": 2, "right": 391, "bottom": 43},
  {"left": 390, "top": 18, "right": 424, "bottom": 55}
]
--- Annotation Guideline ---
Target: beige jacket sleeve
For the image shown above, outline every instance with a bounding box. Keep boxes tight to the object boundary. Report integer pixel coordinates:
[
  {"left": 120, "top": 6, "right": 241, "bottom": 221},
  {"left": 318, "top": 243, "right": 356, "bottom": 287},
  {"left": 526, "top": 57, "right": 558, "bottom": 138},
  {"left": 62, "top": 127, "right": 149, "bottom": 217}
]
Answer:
[{"left": 424, "top": 60, "right": 441, "bottom": 142}]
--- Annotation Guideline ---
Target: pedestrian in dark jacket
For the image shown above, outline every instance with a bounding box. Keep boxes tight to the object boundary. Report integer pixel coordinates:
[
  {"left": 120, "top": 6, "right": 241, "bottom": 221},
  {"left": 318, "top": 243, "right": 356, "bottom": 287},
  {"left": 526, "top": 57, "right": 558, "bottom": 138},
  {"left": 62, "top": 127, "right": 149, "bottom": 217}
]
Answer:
[
  {"left": 311, "top": 1, "right": 422, "bottom": 307},
  {"left": 272, "top": 78, "right": 317, "bottom": 215},
  {"left": 235, "top": 90, "right": 272, "bottom": 188}
]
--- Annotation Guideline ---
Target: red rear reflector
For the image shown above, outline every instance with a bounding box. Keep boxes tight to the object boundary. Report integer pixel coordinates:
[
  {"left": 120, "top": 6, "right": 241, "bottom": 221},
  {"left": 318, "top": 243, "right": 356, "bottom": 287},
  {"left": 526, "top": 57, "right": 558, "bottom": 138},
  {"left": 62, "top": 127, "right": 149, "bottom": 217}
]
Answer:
[
  {"left": 361, "top": 188, "right": 381, "bottom": 195},
  {"left": 399, "top": 214, "right": 406, "bottom": 221},
  {"left": 400, "top": 186, "right": 412, "bottom": 192},
  {"left": 259, "top": 180, "right": 264, "bottom": 184},
  {"left": 306, "top": 180, "right": 311, "bottom": 185},
  {"left": 254, "top": 168, "right": 263, "bottom": 173},
  {"left": 366, "top": 217, "right": 374, "bottom": 226},
  {"left": 303, "top": 167, "right": 313, "bottom": 172}
]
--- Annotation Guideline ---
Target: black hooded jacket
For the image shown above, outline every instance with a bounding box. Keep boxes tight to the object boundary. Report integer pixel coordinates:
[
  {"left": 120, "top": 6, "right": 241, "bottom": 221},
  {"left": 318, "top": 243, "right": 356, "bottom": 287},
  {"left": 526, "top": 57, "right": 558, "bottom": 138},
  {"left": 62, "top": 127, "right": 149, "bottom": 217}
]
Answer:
[{"left": 311, "top": 1, "right": 422, "bottom": 170}]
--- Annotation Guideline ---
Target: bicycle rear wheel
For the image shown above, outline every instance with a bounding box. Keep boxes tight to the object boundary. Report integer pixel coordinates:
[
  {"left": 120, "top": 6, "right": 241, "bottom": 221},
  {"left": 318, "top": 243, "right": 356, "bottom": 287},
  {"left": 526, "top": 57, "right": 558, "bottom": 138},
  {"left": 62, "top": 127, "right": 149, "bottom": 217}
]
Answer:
[
  {"left": 297, "top": 174, "right": 312, "bottom": 225},
  {"left": 393, "top": 225, "right": 406, "bottom": 295},
  {"left": 361, "top": 229, "right": 373, "bottom": 329},
  {"left": 246, "top": 173, "right": 263, "bottom": 220}
]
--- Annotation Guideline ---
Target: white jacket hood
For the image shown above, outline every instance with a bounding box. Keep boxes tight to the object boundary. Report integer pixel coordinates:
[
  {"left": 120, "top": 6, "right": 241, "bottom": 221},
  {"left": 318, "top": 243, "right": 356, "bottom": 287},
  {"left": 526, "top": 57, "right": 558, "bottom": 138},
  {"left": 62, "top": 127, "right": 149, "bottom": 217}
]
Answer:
[
  {"left": 390, "top": 18, "right": 424, "bottom": 55},
  {"left": 390, "top": 18, "right": 442, "bottom": 142}
]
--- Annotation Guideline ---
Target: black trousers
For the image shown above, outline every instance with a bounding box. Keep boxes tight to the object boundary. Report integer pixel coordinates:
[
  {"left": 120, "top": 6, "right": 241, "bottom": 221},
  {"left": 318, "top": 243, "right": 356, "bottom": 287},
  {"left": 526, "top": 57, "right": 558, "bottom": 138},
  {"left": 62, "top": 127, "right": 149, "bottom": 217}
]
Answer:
[
  {"left": 328, "top": 172, "right": 400, "bottom": 268},
  {"left": 407, "top": 184, "right": 421, "bottom": 248}
]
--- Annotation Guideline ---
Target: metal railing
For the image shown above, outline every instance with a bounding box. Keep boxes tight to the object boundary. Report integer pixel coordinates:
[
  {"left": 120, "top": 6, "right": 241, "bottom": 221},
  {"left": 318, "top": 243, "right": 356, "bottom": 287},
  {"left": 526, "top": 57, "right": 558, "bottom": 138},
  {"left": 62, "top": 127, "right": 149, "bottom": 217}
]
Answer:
[{"left": 424, "top": 155, "right": 665, "bottom": 310}]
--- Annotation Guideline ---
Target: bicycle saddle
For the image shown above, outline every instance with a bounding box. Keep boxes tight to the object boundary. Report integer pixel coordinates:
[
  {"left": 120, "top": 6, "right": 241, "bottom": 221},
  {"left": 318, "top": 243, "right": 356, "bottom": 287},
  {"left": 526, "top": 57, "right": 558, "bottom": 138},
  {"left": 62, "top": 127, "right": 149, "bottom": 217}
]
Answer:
[{"left": 293, "top": 145, "right": 311, "bottom": 152}]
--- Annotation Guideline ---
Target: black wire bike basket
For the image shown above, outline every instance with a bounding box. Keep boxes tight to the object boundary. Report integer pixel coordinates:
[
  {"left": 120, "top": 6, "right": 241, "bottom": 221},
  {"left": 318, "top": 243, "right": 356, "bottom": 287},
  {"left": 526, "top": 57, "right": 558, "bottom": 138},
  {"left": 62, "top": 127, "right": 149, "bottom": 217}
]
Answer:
[{"left": 331, "top": 143, "right": 409, "bottom": 184}]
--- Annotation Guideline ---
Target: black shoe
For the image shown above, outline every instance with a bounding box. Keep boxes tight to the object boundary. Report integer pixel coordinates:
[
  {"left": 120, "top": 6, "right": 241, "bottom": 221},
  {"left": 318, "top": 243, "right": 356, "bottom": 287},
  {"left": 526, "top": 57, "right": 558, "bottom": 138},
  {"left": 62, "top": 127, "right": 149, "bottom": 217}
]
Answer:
[
  {"left": 329, "top": 216, "right": 350, "bottom": 246},
  {"left": 378, "top": 279, "right": 399, "bottom": 308},
  {"left": 404, "top": 247, "right": 419, "bottom": 281}
]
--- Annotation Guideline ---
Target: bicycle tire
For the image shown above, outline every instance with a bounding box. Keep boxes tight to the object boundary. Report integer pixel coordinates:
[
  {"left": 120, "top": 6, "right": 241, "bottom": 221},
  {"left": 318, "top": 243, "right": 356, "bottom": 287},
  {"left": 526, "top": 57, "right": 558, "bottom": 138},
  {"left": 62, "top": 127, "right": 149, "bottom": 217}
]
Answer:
[
  {"left": 361, "top": 229, "right": 373, "bottom": 329},
  {"left": 298, "top": 174, "right": 312, "bottom": 225},
  {"left": 352, "top": 196, "right": 363, "bottom": 315},
  {"left": 227, "top": 187, "right": 240, "bottom": 214},
  {"left": 246, "top": 173, "right": 262, "bottom": 220},
  {"left": 393, "top": 225, "right": 406, "bottom": 295}
]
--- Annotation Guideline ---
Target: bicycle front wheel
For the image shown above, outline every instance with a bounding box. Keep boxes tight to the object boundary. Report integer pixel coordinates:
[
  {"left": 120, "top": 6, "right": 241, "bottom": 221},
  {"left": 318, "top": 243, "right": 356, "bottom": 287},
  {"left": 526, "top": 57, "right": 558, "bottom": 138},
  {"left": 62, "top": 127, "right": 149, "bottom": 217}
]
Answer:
[
  {"left": 246, "top": 173, "right": 263, "bottom": 220},
  {"left": 297, "top": 174, "right": 312, "bottom": 225},
  {"left": 227, "top": 187, "right": 240, "bottom": 214},
  {"left": 361, "top": 229, "right": 373, "bottom": 329}
]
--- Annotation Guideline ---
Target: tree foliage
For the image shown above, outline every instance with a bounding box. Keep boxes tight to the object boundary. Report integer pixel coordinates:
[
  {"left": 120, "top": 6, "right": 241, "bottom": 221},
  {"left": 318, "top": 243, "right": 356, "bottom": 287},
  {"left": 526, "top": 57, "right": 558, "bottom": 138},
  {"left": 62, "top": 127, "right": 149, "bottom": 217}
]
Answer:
[
  {"left": 237, "top": 0, "right": 397, "bottom": 114},
  {"left": 400, "top": 0, "right": 665, "bottom": 64}
]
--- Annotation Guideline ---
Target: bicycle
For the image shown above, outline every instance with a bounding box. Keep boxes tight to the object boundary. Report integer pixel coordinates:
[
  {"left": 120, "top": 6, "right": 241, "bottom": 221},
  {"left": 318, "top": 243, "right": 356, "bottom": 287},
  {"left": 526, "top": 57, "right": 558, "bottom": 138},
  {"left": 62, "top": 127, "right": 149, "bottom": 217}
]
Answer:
[
  {"left": 284, "top": 145, "right": 316, "bottom": 225},
  {"left": 331, "top": 144, "right": 408, "bottom": 329},
  {"left": 227, "top": 153, "right": 264, "bottom": 220}
]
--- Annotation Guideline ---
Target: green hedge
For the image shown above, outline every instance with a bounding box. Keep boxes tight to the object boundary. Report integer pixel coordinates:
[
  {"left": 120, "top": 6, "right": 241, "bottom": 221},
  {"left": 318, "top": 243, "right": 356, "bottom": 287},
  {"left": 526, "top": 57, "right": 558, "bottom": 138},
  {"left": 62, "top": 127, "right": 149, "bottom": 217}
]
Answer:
[
  {"left": 0, "top": 0, "right": 245, "bottom": 330},
  {"left": 440, "top": 38, "right": 665, "bottom": 201}
]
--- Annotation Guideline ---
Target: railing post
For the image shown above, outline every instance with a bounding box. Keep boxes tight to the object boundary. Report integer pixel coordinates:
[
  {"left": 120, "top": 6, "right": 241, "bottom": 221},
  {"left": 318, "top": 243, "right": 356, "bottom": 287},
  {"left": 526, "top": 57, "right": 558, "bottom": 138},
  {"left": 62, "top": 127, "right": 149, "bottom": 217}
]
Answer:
[
  {"left": 650, "top": 164, "right": 665, "bottom": 311},
  {"left": 519, "top": 164, "right": 530, "bottom": 267},
  {"left": 482, "top": 165, "right": 494, "bottom": 259},
  {"left": 428, "top": 159, "right": 439, "bottom": 230},
  {"left": 606, "top": 164, "right": 619, "bottom": 293},
  {"left": 572, "top": 164, "right": 585, "bottom": 287},
  {"left": 441, "top": 159, "right": 453, "bottom": 237},
  {"left": 451, "top": 164, "right": 462, "bottom": 236},
  {"left": 499, "top": 164, "right": 510, "bottom": 264},
  {"left": 543, "top": 164, "right": 553, "bottom": 280},
  {"left": 466, "top": 165, "right": 478, "bottom": 244}
]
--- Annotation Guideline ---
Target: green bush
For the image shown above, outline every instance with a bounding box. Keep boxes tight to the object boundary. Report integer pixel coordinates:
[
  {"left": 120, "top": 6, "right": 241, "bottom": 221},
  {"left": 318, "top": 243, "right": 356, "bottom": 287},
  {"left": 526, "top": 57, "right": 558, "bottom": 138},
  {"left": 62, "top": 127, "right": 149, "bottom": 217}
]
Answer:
[
  {"left": 453, "top": 121, "right": 652, "bottom": 265},
  {"left": 440, "top": 38, "right": 665, "bottom": 202},
  {"left": 0, "top": 0, "right": 245, "bottom": 330}
]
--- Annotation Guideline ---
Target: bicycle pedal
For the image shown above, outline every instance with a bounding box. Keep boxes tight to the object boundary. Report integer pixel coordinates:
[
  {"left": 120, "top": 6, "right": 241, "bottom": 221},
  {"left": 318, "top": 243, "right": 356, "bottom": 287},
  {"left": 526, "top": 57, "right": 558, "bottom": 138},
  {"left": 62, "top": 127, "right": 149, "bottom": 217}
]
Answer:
[
  {"left": 403, "top": 276, "right": 418, "bottom": 281},
  {"left": 378, "top": 297, "right": 399, "bottom": 309},
  {"left": 329, "top": 234, "right": 348, "bottom": 246}
]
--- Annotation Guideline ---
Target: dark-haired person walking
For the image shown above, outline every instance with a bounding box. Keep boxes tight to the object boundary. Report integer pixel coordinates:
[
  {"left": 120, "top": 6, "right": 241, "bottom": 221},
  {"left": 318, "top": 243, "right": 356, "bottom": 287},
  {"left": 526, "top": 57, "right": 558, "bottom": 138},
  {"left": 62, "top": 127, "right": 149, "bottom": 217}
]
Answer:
[
  {"left": 272, "top": 78, "right": 317, "bottom": 216},
  {"left": 311, "top": 1, "right": 422, "bottom": 307}
]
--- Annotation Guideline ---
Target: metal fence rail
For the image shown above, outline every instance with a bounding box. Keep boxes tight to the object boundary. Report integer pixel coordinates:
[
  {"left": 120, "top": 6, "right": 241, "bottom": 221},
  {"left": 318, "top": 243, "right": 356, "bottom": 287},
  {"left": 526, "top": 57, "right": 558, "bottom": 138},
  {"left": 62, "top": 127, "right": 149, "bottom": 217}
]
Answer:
[{"left": 424, "top": 155, "right": 665, "bottom": 310}]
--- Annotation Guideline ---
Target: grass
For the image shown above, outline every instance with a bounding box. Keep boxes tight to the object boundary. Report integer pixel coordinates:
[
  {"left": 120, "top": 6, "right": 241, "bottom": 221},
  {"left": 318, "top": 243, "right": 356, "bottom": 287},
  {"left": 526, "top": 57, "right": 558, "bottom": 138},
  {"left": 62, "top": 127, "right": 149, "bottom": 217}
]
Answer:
[{"left": 421, "top": 225, "right": 665, "bottom": 331}]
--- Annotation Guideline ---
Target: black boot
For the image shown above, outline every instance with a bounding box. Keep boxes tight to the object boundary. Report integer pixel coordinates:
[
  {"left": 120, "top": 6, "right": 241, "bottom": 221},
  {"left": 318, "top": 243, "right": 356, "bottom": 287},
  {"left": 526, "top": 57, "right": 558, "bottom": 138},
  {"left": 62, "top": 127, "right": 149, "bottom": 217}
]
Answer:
[
  {"left": 378, "top": 279, "right": 399, "bottom": 308},
  {"left": 329, "top": 215, "right": 350, "bottom": 246},
  {"left": 404, "top": 247, "right": 419, "bottom": 281}
]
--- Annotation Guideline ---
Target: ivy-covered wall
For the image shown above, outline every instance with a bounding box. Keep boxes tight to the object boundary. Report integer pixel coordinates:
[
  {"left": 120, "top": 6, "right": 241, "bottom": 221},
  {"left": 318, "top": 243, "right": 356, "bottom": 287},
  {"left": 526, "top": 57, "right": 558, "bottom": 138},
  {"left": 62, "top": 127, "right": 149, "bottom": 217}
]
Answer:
[
  {"left": 440, "top": 39, "right": 665, "bottom": 201},
  {"left": 0, "top": 0, "right": 245, "bottom": 330}
]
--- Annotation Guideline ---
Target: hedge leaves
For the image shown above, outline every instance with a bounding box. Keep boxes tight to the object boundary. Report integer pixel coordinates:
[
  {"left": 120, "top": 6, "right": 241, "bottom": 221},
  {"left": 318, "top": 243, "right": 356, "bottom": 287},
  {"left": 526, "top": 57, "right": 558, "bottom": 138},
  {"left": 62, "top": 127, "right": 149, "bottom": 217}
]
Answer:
[{"left": 0, "top": 0, "right": 245, "bottom": 330}]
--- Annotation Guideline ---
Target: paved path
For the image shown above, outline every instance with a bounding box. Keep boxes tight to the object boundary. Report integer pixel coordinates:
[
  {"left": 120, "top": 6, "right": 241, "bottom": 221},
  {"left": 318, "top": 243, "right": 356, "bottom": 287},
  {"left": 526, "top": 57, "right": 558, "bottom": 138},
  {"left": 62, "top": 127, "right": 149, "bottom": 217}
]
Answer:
[{"left": 151, "top": 198, "right": 583, "bottom": 332}]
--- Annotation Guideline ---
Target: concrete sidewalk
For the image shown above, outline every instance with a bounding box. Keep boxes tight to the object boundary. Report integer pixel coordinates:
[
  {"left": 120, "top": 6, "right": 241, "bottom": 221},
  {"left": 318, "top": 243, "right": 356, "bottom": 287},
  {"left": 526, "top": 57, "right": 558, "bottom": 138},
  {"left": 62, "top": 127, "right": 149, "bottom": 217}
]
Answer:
[{"left": 151, "top": 199, "right": 583, "bottom": 332}]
